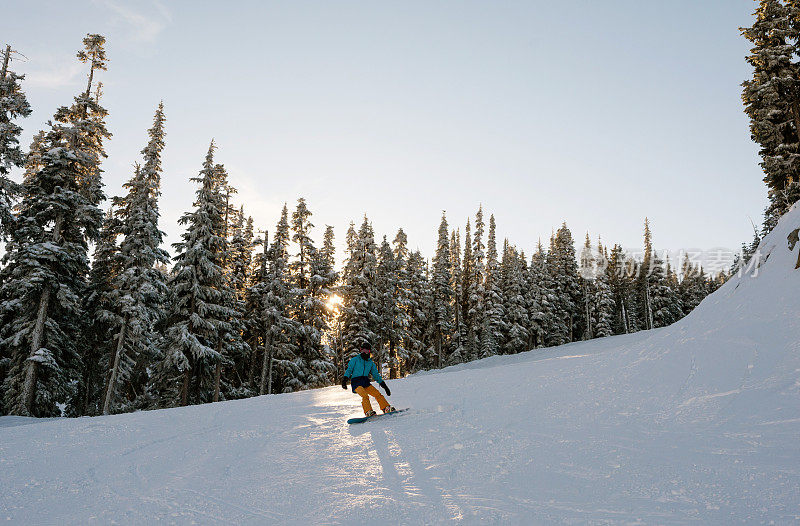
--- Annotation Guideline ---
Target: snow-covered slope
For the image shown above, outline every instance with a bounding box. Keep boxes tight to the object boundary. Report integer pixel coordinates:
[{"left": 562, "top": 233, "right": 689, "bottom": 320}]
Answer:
[{"left": 2, "top": 207, "right": 799, "bottom": 525}]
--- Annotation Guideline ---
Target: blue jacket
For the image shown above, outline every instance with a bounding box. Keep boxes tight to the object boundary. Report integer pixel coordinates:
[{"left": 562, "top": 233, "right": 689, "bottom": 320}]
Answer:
[{"left": 344, "top": 355, "right": 384, "bottom": 393}]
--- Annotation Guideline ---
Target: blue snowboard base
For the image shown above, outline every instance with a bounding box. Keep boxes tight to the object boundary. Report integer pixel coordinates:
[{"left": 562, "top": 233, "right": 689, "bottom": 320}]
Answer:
[{"left": 347, "top": 408, "right": 409, "bottom": 424}]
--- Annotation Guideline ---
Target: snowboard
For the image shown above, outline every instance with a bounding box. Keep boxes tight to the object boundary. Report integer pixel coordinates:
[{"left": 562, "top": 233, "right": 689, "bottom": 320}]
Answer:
[{"left": 347, "top": 408, "right": 409, "bottom": 424}]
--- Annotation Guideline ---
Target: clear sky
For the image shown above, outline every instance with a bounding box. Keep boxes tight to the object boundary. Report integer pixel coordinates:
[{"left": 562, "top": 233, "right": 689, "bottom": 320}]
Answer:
[{"left": 5, "top": 0, "right": 764, "bottom": 269}]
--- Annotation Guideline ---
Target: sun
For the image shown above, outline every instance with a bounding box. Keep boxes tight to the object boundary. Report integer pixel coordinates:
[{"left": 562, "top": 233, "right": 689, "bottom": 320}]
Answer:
[{"left": 326, "top": 294, "right": 343, "bottom": 311}]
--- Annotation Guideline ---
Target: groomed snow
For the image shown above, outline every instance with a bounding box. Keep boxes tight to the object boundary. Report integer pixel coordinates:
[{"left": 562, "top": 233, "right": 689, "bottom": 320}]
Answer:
[{"left": 1, "top": 206, "right": 799, "bottom": 524}]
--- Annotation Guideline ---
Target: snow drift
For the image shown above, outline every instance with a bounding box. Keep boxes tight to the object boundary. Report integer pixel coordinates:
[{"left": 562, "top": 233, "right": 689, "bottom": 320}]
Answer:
[{"left": 1, "top": 206, "right": 799, "bottom": 524}]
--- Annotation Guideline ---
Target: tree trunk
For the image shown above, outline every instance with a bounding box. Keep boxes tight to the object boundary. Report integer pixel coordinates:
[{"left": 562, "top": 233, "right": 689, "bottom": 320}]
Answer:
[
  {"left": 791, "top": 99, "right": 800, "bottom": 184},
  {"left": 267, "top": 345, "right": 274, "bottom": 395},
  {"left": 247, "top": 335, "right": 259, "bottom": 388},
  {"left": 435, "top": 331, "right": 442, "bottom": 369},
  {"left": 181, "top": 368, "right": 190, "bottom": 406},
  {"left": 21, "top": 287, "right": 51, "bottom": 415},
  {"left": 102, "top": 316, "right": 127, "bottom": 415},
  {"left": 568, "top": 313, "right": 574, "bottom": 342},
  {"left": 0, "top": 45, "right": 10, "bottom": 81},
  {"left": 389, "top": 339, "right": 397, "bottom": 379},
  {"left": 21, "top": 213, "right": 64, "bottom": 416},
  {"left": 213, "top": 339, "right": 222, "bottom": 402},
  {"left": 585, "top": 291, "right": 592, "bottom": 340},
  {"left": 259, "top": 334, "right": 272, "bottom": 395}
]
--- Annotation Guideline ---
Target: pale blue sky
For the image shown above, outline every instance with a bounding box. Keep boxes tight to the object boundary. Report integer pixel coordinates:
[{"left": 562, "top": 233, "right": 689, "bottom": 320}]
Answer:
[{"left": 5, "top": 0, "right": 763, "bottom": 268}]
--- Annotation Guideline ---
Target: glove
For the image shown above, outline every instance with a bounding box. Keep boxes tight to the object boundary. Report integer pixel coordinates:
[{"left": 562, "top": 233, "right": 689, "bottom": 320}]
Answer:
[
  {"left": 379, "top": 382, "right": 391, "bottom": 397},
  {"left": 341, "top": 377, "right": 348, "bottom": 390}
]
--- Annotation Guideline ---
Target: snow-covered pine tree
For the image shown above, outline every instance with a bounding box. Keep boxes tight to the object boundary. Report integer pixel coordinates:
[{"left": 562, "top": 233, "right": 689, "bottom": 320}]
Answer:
[
  {"left": 526, "top": 242, "right": 551, "bottom": 348},
  {"left": 636, "top": 218, "right": 655, "bottom": 330},
  {"left": 447, "top": 229, "right": 467, "bottom": 365},
  {"left": 224, "top": 207, "right": 256, "bottom": 397},
  {"left": 375, "top": 236, "right": 401, "bottom": 373},
  {"left": 71, "top": 208, "right": 118, "bottom": 416},
  {"left": 592, "top": 240, "right": 615, "bottom": 338},
  {"left": 741, "top": 0, "right": 800, "bottom": 232},
  {"left": 403, "top": 250, "right": 429, "bottom": 373},
  {"left": 289, "top": 198, "right": 331, "bottom": 389},
  {"left": 546, "top": 224, "right": 583, "bottom": 344},
  {"left": 390, "top": 229, "right": 413, "bottom": 377},
  {"left": 417, "top": 255, "right": 438, "bottom": 370},
  {"left": 460, "top": 220, "right": 476, "bottom": 360},
  {"left": 318, "top": 225, "right": 342, "bottom": 378},
  {"left": 468, "top": 208, "right": 486, "bottom": 358},
  {"left": 480, "top": 214, "right": 504, "bottom": 357},
  {"left": 606, "top": 244, "right": 631, "bottom": 334},
  {"left": 261, "top": 205, "right": 299, "bottom": 394},
  {"left": 431, "top": 212, "right": 453, "bottom": 368},
  {"left": 0, "top": 132, "right": 45, "bottom": 393},
  {"left": 0, "top": 34, "right": 109, "bottom": 416},
  {"left": 649, "top": 248, "right": 682, "bottom": 328},
  {"left": 579, "top": 233, "right": 596, "bottom": 340},
  {"left": 289, "top": 198, "right": 314, "bottom": 375},
  {"left": 209, "top": 164, "right": 248, "bottom": 402},
  {"left": 102, "top": 104, "right": 170, "bottom": 414},
  {"left": 340, "top": 216, "right": 379, "bottom": 366},
  {"left": 306, "top": 225, "right": 337, "bottom": 385},
  {"left": 678, "top": 253, "right": 707, "bottom": 315},
  {"left": 243, "top": 229, "right": 268, "bottom": 390},
  {"left": 500, "top": 242, "right": 529, "bottom": 354},
  {"left": 0, "top": 44, "right": 31, "bottom": 237},
  {"left": 153, "top": 142, "right": 236, "bottom": 406}
]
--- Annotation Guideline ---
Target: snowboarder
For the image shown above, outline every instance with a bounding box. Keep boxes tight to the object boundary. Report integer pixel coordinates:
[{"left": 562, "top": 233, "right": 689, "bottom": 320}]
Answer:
[{"left": 341, "top": 342, "right": 395, "bottom": 417}]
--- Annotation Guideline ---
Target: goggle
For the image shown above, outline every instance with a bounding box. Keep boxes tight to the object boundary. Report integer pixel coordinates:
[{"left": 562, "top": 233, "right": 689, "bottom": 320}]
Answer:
[{"left": 360, "top": 348, "right": 371, "bottom": 354}]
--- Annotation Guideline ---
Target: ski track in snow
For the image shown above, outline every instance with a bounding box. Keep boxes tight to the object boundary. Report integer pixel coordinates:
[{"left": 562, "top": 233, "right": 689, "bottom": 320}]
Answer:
[{"left": 1, "top": 206, "right": 799, "bottom": 525}]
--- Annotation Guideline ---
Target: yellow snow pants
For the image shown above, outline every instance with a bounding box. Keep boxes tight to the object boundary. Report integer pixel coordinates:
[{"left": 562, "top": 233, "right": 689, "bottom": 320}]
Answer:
[{"left": 355, "top": 385, "right": 389, "bottom": 414}]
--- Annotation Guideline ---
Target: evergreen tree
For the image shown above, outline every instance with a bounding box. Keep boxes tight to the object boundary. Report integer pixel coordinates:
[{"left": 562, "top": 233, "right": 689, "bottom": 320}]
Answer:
[
  {"left": 636, "top": 218, "right": 655, "bottom": 330},
  {"left": 592, "top": 241, "right": 615, "bottom": 338},
  {"left": 461, "top": 220, "right": 476, "bottom": 360},
  {"left": 1, "top": 34, "right": 109, "bottom": 416},
  {"left": 468, "top": 208, "right": 486, "bottom": 358},
  {"left": 209, "top": 164, "right": 248, "bottom": 402},
  {"left": 0, "top": 44, "right": 32, "bottom": 237},
  {"left": 340, "top": 216, "right": 379, "bottom": 364},
  {"left": 307, "top": 225, "right": 337, "bottom": 385},
  {"left": 261, "top": 205, "right": 299, "bottom": 394},
  {"left": 319, "top": 225, "right": 343, "bottom": 378},
  {"left": 579, "top": 233, "right": 596, "bottom": 340},
  {"left": 375, "top": 236, "right": 401, "bottom": 372},
  {"left": 290, "top": 198, "right": 329, "bottom": 389},
  {"left": 153, "top": 142, "right": 235, "bottom": 406},
  {"left": 72, "top": 208, "right": 118, "bottom": 416},
  {"left": 546, "top": 224, "right": 583, "bottom": 344},
  {"left": 678, "top": 253, "right": 707, "bottom": 315},
  {"left": 403, "top": 250, "right": 428, "bottom": 373},
  {"left": 448, "top": 229, "right": 467, "bottom": 365},
  {"left": 431, "top": 212, "right": 452, "bottom": 367},
  {"left": 102, "top": 104, "right": 170, "bottom": 414},
  {"left": 500, "top": 242, "right": 529, "bottom": 354},
  {"left": 607, "top": 244, "right": 634, "bottom": 335},
  {"left": 741, "top": 0, "right": 800, "bottom": 231},
  {"left": 244, "top": 230, "right": 268, "bottom": 390},
  {"left": 525, "top": 243, "right": 549, "bottom": 348},
  {"left": 481, "top": 214, "right": 504, "bottom": 356},
  {"left": 225, "top": 207, "right": 256, "bottom": 397},
  {"left": 391, "top": 229, "right": 413, "bottom": 376},
  {"left": 649, "top": 249, "right": 682, "bottom": 328}
]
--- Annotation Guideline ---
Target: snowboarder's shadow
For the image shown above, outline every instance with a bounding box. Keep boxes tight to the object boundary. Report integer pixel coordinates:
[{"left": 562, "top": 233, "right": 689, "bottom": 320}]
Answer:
[{"left": 347, "top": 422, "right": 457, "bottom": 515}]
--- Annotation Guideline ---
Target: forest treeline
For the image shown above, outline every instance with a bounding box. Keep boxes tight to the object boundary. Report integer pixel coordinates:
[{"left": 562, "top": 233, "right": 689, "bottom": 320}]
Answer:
[{"left": 2, "top": 1, "right": 796, "bottom": 417}]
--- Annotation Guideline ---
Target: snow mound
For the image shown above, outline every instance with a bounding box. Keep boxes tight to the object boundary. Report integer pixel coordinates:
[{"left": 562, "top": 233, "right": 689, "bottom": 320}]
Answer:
[{"left": 1, "top": 207, "right": 798, "bottom": 524}]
